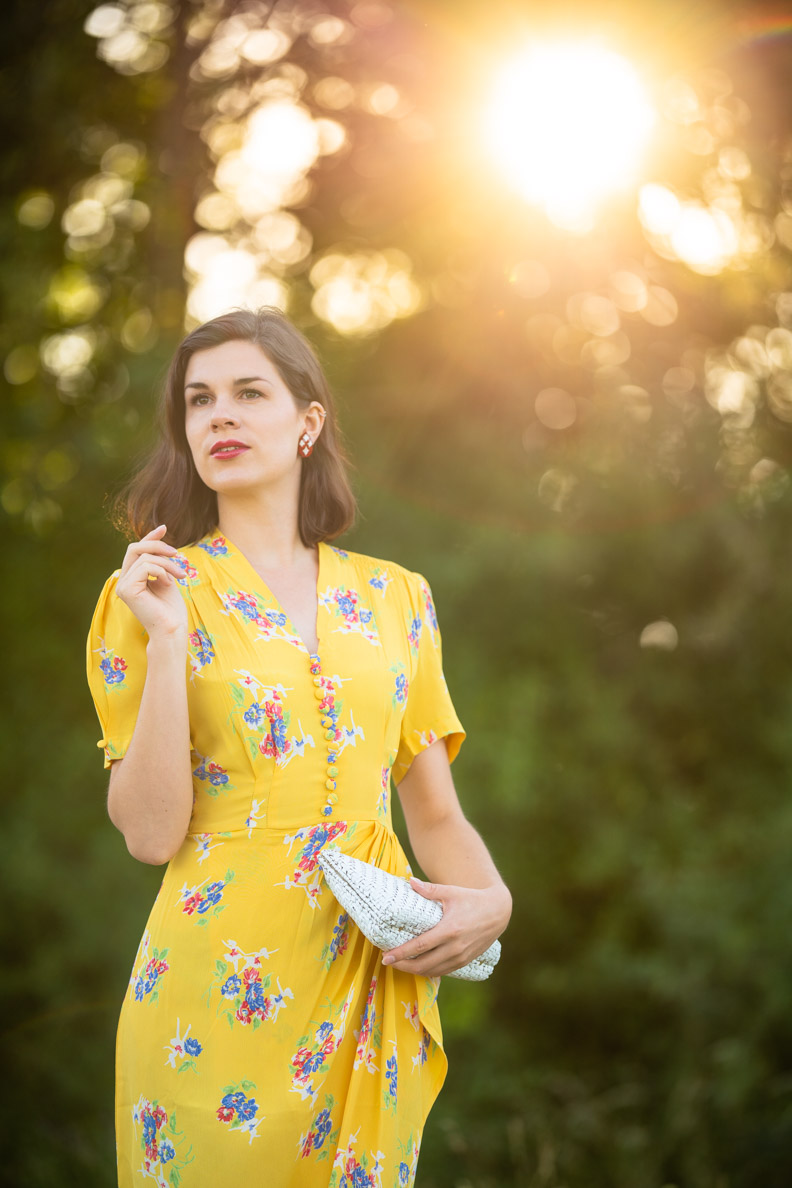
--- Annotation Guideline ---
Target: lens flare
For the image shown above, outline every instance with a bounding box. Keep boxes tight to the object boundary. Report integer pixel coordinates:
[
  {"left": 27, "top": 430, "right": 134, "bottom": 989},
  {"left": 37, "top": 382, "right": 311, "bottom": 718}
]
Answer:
[{"left": 483, "top": 40, "right": 655, "bottom": 230}]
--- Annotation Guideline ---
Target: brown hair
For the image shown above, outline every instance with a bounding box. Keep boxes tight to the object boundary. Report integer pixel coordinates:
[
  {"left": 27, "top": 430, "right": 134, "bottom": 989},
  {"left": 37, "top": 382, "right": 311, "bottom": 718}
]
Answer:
[{"left": 110, "top": 306, "right": 358, "bottom": 548}]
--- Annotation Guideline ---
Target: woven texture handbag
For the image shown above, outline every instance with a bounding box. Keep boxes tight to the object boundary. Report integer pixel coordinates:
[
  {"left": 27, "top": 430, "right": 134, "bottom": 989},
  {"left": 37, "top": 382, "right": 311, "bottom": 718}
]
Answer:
[{"left": 317, "top": 844, "right": 501, "bottom": 981}]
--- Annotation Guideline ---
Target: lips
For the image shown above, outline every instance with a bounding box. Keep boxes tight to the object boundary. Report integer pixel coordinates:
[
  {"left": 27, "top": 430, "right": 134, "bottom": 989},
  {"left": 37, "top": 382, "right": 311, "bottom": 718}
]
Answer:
[{"left": 210, "top": 440, "right": 250, "bottom": 456}]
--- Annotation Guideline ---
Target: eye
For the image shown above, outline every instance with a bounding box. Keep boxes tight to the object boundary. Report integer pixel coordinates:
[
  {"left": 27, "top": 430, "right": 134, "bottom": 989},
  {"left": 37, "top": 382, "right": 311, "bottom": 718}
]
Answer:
[{"left": 240, "top": 389, "right": 263, "bottom": 399}]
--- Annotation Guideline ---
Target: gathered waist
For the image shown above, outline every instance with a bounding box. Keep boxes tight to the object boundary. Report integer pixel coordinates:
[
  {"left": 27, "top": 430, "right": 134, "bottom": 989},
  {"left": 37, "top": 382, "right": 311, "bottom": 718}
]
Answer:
[{"left": 185, "top": 814, "right": 393, "bottom": 840}]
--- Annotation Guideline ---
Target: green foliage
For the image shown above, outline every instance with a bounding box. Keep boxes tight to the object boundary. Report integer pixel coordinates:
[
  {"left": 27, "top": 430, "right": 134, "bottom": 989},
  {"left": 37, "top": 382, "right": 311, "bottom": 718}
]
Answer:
[{"left": 5, "top": 1, "right": 792, "bottom": 1185}]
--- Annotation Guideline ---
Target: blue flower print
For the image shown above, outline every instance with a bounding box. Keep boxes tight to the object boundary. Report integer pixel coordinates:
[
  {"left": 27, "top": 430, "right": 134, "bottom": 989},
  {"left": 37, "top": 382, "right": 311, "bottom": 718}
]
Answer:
[
  {"left": 394, "top": 672, "right": 407, "bottom": 703},
  {"left": 221, "top": 974, "right": 241, "bottom": 998},
  {"left": 313, "top": 1107, "right": 332, "bottom": 1148},
  {"left": 271, "top": 717, "right": 288, "bottom": 753},
  {"left": 337, "top": 594, "right": 356, "bottom": 616},
  {"left": 316, "top": 1021, "right": 333, "bottom": 1041},
  {"left": 399, "top": 1162, "right": 410, "bottom": 1186},
  {"left": 197, "top": 536, "right": 229, "bottom": 557},
  {"left": 197, "top": 881, "right": 223, "bottom": 913},
  {"left": 245, "top": 981, "right": 267, "bottom": 1011},
  {"left": 267, "top": 610, "right": 288, "bottom": 627},
  {"left": 230, "top": 592, "right": 260, "bottom": 622},
  {"left": 143, "top": 1114, "right": 156, "bottom": 1146},
  {"left": 100, "top": 656, "right": 126, "bottom": 686},
  {"left": 302, "top": 826, "right": 332, "bottom": 863},
  {"left": 244, "top": 701, "right": 266, "bottom": 729},
  {"left": 184, "top": 1037, "right": 202, "bottom": 1056},
  {"left": 191, "top": 628, "right": 214, "bottom": 667},
  {"left": 303, "top": 1050, "right": 325, "bottom": 1075},
  {"left": 329, "top": 914, "right": 348, "bottom": 960},
  {"left": 233, "top": 1094, "right": 259, "bottom": 1122},
  {"left": 386, "top": 1053, "right": 398, "bottom": 1098},
  {"left": 158, "top": 1137, "right": 175, "bottom": 1163},
  {"left": 359, "top": 608, "right": 373, "bottom": 624},
  {"left": 222, "top": 1089, "right": 258, "bottom": 1119},
  {"left": 194, "top": 756, "right": 230, "bottom": 788}
]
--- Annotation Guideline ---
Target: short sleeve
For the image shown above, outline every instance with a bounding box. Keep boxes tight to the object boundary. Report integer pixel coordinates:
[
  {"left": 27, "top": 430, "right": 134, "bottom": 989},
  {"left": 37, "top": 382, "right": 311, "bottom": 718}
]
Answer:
[
  {"left": 85, "top": 571, "right": 152, "bottom": 770},
  {"left": 392, "top": 570, "right": 466, "bottom": 785}
]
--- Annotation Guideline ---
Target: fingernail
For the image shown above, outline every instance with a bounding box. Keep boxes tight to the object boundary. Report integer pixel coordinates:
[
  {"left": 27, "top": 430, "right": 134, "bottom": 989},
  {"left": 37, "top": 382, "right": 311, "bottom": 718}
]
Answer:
[{"left": 382, "top": 956, "right": 394, "bottom": 965}]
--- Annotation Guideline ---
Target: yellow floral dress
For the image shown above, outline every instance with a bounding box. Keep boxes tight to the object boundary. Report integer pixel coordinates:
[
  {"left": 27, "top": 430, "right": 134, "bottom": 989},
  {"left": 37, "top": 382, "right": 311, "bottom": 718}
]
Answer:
[{"left": 85, "top": 527, "right": 465, "bottom": 1188}]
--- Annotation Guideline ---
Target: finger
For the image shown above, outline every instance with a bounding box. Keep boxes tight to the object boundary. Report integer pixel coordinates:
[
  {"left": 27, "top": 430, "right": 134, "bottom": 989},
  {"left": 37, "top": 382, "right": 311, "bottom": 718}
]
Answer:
[
  {"left": 386, "top": 932, "right": 474, "bottom": 976},
  {"left": 133, "top": 559, "right": 172, "bottom": 586},
  {"left": 382, "top": 924, "right": 449, "bottom": 966},
  {"left": 133, "top": 553, "right": 186, "bottom": 580},
  {"left": 121, "top": 533, "right": 179, "bottom": 575},
  {"left": 127, "top": 537, "right": 179, "bottom": 559},
  {"left": 408, "top": 877, "right": 444, "bottom": 901}
]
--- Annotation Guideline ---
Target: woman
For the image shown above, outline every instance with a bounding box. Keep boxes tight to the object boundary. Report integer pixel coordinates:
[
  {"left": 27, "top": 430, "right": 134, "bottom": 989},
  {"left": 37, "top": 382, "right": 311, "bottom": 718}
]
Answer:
[{"left": 86, "top": 306, "right": 511, "bottom": 1187}]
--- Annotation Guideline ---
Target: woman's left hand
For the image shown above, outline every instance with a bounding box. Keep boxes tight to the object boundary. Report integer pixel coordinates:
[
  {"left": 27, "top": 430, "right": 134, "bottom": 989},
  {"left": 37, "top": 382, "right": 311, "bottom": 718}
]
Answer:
[{"left": 381, "top": 877, "right": 512, "bottom": 977}]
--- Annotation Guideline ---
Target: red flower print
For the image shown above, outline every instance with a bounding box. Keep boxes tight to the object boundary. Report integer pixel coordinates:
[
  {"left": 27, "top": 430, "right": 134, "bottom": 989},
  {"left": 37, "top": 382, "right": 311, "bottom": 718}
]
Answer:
[{"left": 216, "top": 1105, "right": 235, "bottom": 1122}]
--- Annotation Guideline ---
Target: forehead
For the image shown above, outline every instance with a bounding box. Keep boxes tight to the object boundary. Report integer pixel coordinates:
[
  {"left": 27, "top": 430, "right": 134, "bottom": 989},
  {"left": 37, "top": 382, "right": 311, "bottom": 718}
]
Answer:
[{"left": 184, "top": 339, "right": 279, "bottom": 386}]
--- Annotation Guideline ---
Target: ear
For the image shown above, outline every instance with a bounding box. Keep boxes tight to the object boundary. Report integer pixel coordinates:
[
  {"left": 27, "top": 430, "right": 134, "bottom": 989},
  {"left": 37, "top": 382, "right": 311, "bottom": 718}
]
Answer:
[{"left": 302, "top": 402, "right": 326, "bottom": 441}]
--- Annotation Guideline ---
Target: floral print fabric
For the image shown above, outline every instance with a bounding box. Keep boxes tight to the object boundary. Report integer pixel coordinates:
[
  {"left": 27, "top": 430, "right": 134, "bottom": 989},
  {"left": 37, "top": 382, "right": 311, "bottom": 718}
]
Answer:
[{"left": 86, "top": 528, "right": 465, "bottom": 1186}]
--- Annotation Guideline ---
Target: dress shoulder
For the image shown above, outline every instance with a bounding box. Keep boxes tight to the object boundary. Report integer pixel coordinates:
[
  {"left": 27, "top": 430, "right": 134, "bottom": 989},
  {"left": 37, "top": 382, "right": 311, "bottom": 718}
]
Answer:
[{"left": 326, "top": 543, "right": 423, "bottom": 591}]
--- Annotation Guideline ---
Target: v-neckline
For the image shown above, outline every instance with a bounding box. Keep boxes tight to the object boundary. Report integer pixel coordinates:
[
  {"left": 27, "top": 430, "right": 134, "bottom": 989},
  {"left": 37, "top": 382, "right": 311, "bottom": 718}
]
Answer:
[{"left": 209, "top": 525, "right": 326, "bottom": 656}]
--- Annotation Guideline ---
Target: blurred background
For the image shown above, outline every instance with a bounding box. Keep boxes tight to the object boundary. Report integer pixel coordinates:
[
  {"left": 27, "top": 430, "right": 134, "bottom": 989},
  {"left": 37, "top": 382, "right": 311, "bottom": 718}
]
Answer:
[{"left": 4, "top": 0, "right": 792, "bottom": 1183}]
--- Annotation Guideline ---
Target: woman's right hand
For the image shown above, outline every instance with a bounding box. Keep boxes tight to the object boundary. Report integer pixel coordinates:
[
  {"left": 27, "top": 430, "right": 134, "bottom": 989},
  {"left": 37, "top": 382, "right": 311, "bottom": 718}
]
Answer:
[{"left": 115, "top": 524, "right": 189, "bottom": 640}]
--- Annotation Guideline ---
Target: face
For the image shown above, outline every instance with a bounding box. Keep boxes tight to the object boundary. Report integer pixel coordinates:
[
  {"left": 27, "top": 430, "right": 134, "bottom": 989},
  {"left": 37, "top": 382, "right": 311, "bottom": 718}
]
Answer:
[{"left": 183, "top": 339, "right": 324, "bottom": 498}]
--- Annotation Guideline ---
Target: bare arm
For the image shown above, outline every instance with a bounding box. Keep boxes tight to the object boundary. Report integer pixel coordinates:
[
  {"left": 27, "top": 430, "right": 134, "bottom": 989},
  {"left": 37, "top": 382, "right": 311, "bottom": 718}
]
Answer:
[
  {"left": 105, "top": 524, "right": 194, "bottom": 865},
  {"left": 385, "top": 738, "right": 512, "bottom": 976},
  {"left": 107, "top": 631, "right": 194, "bottom": 865}
]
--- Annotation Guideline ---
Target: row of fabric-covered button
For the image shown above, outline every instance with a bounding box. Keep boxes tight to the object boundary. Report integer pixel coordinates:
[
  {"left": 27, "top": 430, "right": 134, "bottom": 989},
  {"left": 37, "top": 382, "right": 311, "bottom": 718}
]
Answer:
[{"left": 310, "top": 652, "right": 340, "bottom": 817}]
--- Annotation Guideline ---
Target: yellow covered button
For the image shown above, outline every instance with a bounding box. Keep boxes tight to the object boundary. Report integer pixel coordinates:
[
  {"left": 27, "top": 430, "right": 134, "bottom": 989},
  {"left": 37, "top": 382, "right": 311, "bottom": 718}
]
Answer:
[
  {"left": 314, "top": 688, "right": 324, "bottom": 699},
  {"left": 327, "top": 792, "right": 338, "bottom": 805},
  {"left": 325, "top": 779, "right": 337, "bottom": 791},
  {"left": 327, "top": 766, "right": 338, "bottom": 778}
]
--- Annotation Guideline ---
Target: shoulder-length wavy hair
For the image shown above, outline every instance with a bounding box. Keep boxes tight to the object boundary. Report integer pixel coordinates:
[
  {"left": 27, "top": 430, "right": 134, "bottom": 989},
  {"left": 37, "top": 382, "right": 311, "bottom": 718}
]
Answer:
[{"left": 110, "top": 306, "right": 357, "bottom": 549}]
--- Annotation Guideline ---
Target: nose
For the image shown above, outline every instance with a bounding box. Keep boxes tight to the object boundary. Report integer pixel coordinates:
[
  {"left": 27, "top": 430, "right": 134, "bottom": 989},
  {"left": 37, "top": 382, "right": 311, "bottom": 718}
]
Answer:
[{"left": 211, "top": 398, "right": 239, "bottom": 429}]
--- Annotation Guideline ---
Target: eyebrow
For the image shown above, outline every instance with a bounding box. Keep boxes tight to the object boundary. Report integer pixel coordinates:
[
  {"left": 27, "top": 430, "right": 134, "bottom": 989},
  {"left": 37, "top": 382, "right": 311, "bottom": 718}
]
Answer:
[{"left": 185, "top": 376, "right": 271, "bottom": 391}]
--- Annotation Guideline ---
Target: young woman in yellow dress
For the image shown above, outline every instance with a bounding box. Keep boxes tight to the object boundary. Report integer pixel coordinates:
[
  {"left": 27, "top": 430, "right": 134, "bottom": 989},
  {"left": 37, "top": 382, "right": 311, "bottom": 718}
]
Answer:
[{"left": 86, "top": 306, "right": 512, "bottom": 1187}]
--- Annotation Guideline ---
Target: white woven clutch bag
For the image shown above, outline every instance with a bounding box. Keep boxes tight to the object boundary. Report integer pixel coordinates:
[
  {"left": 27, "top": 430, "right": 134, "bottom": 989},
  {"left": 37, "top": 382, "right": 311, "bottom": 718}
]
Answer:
[{"left": 317, "top": 844, "right": 501, "bottom": 981}]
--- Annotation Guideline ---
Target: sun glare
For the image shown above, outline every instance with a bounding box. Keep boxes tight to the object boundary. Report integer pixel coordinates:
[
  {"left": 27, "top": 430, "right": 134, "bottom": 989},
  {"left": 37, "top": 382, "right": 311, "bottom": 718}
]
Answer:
[{"left": 483, "top": 41, "right": 655, "bottom": 231}]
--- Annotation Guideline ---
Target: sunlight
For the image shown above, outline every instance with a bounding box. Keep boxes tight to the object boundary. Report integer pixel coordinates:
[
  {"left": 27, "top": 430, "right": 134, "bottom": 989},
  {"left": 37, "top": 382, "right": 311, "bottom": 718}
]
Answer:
[{"left": 483, "top": 40, "right": 655, "bottom": 231}]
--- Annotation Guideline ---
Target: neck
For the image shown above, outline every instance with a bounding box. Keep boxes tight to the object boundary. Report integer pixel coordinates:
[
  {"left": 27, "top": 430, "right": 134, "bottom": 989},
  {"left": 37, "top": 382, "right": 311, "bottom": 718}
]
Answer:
[{"left": 216, "top": 484, "right": 310, "bottom": 570}]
